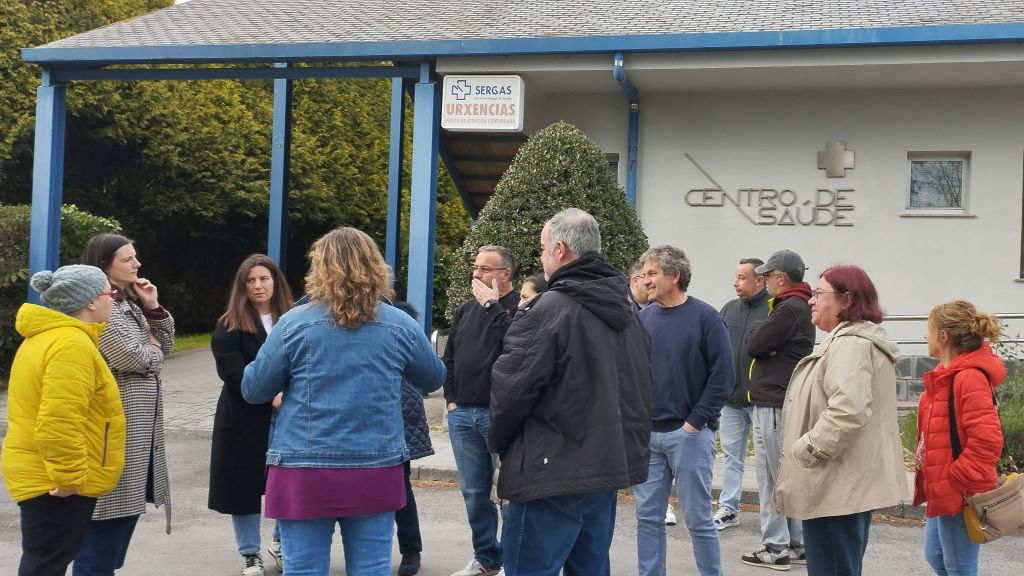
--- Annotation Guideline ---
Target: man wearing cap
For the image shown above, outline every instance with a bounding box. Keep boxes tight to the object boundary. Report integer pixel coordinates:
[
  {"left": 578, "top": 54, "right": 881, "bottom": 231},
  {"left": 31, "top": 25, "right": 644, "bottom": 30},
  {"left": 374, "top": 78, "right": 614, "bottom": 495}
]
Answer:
[{"left": 741, "top": 250, "right": 815, "bottom": 571}]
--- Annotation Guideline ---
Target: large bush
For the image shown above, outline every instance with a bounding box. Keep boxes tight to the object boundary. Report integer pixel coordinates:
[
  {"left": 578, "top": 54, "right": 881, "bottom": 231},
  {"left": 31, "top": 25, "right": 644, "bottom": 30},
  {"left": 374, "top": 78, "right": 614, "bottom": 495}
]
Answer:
[
  {"left": 0, "top": 203, "right": 121, "bottom": 377},
  {"left": 444, "top": 121, "right": 647, "bottom": 320}
]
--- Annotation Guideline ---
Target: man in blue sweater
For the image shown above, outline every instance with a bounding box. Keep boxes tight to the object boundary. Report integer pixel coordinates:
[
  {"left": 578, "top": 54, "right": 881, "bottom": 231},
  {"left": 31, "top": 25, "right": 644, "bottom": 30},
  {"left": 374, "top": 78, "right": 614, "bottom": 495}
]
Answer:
[{"left": 635, "top": 245, "right": 734, "bottom": 576}]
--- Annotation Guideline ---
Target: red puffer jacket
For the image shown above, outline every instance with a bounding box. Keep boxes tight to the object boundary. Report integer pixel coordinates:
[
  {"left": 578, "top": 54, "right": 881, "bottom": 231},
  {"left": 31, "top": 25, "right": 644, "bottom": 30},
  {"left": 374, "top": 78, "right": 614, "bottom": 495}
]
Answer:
[{"left": 913, "top": 342, "right": 1005, "bottom": 517}]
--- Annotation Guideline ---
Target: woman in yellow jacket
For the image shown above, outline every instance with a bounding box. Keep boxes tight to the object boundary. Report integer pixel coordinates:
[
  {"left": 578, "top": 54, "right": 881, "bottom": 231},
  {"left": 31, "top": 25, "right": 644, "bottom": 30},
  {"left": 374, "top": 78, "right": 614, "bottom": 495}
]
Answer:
[{"left": 2, "top": 265, "right": 125, "bottom": 576}]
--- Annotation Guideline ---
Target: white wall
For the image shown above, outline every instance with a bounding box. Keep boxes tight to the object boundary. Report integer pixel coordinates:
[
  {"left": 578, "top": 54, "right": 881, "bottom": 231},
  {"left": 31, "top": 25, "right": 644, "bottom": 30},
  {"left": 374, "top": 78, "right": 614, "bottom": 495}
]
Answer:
[{"left": 529, "top": 87, "right": 1024, "bottom": 340}]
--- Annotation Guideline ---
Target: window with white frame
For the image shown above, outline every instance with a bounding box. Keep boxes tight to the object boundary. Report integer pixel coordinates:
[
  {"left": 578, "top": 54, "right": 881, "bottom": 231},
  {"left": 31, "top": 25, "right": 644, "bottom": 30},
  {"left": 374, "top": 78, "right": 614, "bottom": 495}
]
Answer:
[{"left": 907, "top": 152, "right": 970, "bottom": 212}]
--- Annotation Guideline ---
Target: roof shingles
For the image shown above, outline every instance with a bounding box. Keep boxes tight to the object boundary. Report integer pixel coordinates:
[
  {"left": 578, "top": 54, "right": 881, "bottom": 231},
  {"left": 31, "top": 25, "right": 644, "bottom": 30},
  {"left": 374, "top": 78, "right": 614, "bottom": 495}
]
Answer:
[{"left": 27, "top": 0, "right": 1024, "bottom": 59}]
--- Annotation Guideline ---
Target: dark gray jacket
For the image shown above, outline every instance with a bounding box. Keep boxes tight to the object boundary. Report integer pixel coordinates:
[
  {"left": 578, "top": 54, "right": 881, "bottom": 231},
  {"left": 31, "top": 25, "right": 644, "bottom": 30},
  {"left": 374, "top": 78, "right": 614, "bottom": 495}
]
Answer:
[
  {"left": 489, "top": 253, "right": 652, "bottom": 502},
  {"left": 720, "top": 290, "right": 770, "bottom": 407},
  {"left": 401, "top": 380, "right": 434, "bottom": 460}
]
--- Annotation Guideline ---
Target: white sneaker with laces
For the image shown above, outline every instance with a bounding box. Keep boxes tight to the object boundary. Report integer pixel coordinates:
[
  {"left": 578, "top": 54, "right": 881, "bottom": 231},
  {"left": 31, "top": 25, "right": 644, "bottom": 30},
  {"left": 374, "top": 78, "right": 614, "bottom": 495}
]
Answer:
[
  {"left": 713, "top": 507, "right": 740, "bottom": 530},
  {"left": 665, "top": 504, "right": 677, "bottom": 526},
  {"left": 266, "top": 540, "right": 283, "bottom": 572},
  {"left": 241, "top": 554, "right": 265, "bottom": 576},
  {"left": 449, "top": 558, "right": 501, "bottom": 576}
]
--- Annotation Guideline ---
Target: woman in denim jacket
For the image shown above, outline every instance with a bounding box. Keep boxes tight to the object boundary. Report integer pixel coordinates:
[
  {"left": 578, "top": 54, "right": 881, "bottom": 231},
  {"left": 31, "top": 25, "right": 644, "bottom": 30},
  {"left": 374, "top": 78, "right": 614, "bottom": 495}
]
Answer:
[{"left": 242, "top": 227, "right": 444, "bottom": 576}]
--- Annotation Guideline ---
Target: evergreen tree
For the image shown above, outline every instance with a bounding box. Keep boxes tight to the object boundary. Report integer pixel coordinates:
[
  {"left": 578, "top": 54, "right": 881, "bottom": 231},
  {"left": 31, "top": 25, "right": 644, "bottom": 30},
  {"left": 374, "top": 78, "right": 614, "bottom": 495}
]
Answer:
[{"left": 445, "top": 121, "right": 647, "bottom": 319}]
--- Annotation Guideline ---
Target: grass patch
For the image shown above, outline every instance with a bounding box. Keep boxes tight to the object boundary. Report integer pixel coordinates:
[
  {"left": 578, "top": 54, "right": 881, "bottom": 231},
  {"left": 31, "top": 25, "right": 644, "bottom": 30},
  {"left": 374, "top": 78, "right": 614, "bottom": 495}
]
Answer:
[{"left": 173, "top": 332, "right": 211, "bottom": 353}]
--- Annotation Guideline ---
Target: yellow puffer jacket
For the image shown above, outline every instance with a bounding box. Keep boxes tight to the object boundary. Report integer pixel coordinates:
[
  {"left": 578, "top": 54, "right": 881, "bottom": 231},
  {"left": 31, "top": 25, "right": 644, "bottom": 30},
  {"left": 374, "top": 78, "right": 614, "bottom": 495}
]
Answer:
[{"left": 2, "top": 303, "right": 125, "bottom": 502}]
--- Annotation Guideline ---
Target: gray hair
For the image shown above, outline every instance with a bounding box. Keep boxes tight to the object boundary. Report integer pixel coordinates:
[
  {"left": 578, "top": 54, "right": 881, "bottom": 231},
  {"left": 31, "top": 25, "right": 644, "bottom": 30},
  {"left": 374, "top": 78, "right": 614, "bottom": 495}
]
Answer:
[
  {"left": 641, "top": 245, "right": 691, "bottom": 291},
  {"left": 478, "top": 244, "right": 516, "bottom": 273},
  {"left": 629, "top": 260, "right": 645, "bottom": 277},
  {"left": 546, "top": 208, "right": 601, "bottom": 256}
]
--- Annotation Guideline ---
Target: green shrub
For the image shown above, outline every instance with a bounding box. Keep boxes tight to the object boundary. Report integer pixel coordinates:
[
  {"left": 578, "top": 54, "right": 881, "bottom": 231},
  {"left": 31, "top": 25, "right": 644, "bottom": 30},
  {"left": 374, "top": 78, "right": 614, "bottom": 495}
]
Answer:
[
  {"left": 0, "top": 203, "right": 121, "bottom": 376},
  {"left": 443, "top": 122, "right": 648, "bottom": 319},
  {"left": 995, "top": 341, "right": 1024, "bottom": 471}
]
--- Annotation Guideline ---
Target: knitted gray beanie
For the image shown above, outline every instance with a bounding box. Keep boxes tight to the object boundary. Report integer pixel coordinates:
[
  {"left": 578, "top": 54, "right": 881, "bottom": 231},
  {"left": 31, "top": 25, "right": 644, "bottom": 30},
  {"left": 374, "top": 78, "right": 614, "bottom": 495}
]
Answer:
[{"left": 30, "top": 265, "right": 108, "bottom": 315}]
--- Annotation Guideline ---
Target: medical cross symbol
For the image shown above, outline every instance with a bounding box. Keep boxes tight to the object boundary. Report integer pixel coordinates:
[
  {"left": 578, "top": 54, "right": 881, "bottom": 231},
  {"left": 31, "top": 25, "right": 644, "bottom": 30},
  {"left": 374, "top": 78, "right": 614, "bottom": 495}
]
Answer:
[
  {"left": 451, "top": 79, "right": 471, "bottom": 101},
  {"left": 817, "top": 141, "right": 855, "bottom": 178}
]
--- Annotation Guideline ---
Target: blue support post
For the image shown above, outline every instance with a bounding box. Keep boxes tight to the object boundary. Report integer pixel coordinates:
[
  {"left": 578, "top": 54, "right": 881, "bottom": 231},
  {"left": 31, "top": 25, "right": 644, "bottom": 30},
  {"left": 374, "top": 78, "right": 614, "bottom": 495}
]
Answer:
[
  {"left": 268, "top": 63, "right": 292, "bottom": 270},
  {"left": 385, "top": 77, "right": 405, "bottom": 274},
  {"left": 407, "top": 63, "right": 440, "bottom": 333},
  {"left": 27, "top": 71, "right": 67, "bottom": 302},
  {"left": 612, "top": 53, "right": 640, "bottom": 207}
]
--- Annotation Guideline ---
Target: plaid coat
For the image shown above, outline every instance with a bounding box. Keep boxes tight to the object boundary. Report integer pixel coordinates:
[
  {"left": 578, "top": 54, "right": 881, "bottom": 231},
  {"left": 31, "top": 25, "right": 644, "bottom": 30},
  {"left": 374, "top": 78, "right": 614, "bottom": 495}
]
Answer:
[{"left": 92, "top": 298, "right": 174, "bottom": 533}]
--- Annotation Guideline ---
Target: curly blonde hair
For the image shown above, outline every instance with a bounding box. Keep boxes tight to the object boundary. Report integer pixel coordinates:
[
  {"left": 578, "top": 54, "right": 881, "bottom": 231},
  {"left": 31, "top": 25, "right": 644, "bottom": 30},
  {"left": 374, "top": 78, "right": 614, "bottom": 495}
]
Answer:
[
  {"left": 929, "top": 299, "right": 1003, "bottom": 353},
  {"left": 305, "top": 227, "right": 394, "bottom": 328}
]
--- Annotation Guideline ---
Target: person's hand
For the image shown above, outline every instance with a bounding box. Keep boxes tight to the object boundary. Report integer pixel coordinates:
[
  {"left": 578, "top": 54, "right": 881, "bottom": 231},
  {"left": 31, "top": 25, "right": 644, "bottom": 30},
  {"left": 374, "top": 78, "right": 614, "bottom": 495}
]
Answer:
[
  {"left": 447, "top": 402, "right": 458, "bottom": 412},
  {"left": 272, "top": 392, "right": 284, "bottom": 411},
  {"left": 472, "top": 278, "right": 500, "bottom": 307},
  {"left": 147, "top": 332, "right": 160, "bottom": 347},
  {"left": 135, "top": 278, "right": 160, "bottom": 310},
  {"left": 915, "top": 439, "right": 925, "bottom": 470},
  {"left": 49, "top": 487, "right": 77, "bottom": 498},
  {"left": 683, "top": 422, "right": 700, "bottom": 433}
]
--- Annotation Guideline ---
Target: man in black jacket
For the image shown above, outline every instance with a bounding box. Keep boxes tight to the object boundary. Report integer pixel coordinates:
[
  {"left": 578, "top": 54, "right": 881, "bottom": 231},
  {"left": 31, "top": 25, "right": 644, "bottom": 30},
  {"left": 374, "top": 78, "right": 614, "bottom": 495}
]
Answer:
[
  {"left": 489, "top": 208, "right": 651, "bottom": 576},
  {"left": 443, "top": 245, "right": 519, "bottom": 576},
  {"left": 714, "top": 258, "right": 769, "bottom": 532},
  {"left": 742, "top": 249, "right": 815, "bottom": 571}
]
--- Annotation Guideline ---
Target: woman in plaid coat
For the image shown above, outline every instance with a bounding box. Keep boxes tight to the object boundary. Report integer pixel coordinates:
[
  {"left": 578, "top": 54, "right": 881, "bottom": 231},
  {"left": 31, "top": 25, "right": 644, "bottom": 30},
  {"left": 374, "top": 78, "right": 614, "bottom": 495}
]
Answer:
[{"left": 74, "top": 234, "right": 175, "bottom": 576}]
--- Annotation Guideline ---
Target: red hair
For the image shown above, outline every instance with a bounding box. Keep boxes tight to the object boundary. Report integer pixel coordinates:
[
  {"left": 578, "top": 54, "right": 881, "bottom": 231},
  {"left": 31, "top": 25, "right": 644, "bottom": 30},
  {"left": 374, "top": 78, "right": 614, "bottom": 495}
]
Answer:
[{"left": 820, "top": 265, "right": 883, "bottom": 324}]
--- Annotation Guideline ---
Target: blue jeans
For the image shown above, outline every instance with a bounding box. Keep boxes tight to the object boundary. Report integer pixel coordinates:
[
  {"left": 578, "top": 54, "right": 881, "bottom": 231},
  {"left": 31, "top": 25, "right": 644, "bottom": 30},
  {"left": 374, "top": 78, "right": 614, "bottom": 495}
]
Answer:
[
  {"left": 717, "top": 405, "right": 752, "bottom": 515},
  {"left": 278, "top": 512, "right": 394, "bottom": 576},
  {"left": 502, "top": 490, "right": 617, "bottom": 576},
  {"left": 634, "top": 426, "right": 721, "bottom": 576},
  {"left": 448, "top": 405, "right": 501, "bottom": 569},
  {"left": 924, "top": 513, "right": 980, "bottom": 576},
  {"left": 72, "top": 514, "right": 141, "bottom": 576},
  {"left": 803, "top": 511, "right": 872, "bottom": 576},
  {"left": 752, "top": 406, "right": 802, "bottom": 551},
  {"left": 232, "top": 514, "right": 261, "bottom": 555}
]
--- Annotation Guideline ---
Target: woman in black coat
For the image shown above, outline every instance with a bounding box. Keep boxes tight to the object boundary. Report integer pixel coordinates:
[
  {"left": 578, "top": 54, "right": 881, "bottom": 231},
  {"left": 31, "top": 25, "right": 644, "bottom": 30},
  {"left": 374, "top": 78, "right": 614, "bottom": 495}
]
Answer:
[
  {"left": 392, "top": 302, "right": 435, "bottom": 576},
  {"left": 208, "top": 254, "right": 293, "bottom": 576}
]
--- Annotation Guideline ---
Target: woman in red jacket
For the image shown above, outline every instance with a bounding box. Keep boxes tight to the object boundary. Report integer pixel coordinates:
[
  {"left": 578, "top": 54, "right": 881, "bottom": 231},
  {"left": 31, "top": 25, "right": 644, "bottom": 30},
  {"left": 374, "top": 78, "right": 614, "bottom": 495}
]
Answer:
[{"left": 914, "top": 300, "right": 1005, "bottom": 576}]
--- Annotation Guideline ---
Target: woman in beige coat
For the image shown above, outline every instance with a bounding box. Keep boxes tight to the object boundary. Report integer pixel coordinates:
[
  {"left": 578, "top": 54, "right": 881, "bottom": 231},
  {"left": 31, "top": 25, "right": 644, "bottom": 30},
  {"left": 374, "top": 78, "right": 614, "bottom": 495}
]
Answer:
[{"left": 775, "top": 265, "right": 908, "bottom": 576}]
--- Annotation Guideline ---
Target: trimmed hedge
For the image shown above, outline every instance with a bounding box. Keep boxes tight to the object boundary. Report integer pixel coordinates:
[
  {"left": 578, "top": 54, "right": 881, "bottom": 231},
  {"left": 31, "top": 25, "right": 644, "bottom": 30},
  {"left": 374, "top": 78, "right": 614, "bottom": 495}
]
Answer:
[
  {"left": 0, "top": 203, "right": 121, "bottom": 377},
  {"left": 444, "top": 121, "right": 648, "bottom": 320}
]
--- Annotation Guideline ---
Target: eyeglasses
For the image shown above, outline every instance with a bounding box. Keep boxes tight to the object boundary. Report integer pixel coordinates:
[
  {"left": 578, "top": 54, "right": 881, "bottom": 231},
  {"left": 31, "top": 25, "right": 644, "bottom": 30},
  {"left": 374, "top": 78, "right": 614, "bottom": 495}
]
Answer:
[
  {"left": 472, "top": 266, "right": 508, "bottom": 274},
  {"left": 811, "top": 289, "right": 840, "bottom": 298},
  {"left": 99, "top": 288, "right": 120, "bottom": 298}
]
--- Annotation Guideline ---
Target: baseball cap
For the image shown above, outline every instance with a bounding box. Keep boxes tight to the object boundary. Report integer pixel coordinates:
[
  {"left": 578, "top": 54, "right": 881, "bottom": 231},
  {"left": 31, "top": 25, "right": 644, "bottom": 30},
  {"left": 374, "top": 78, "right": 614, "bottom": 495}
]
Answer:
[{"left": 755, "top": 250, "right": 808, "bottom": 283}]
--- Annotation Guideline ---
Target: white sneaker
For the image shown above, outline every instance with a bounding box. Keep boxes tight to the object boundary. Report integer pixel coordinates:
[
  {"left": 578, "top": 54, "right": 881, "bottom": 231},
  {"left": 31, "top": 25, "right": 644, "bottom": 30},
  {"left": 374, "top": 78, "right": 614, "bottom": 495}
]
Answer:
[
  {"left": 449, "top": 558, "right": 501, "bottom": 576},
  {"left": 266, "top": 540, "right": 283, "bottom": 572},
  {"left": 242, "top": 554, "right": 265, "bottom": 576},
  {"left": 713, "top": 507, "right": 740, "bottom": 530},
  {"left": 665, "top": 504, "right": 677, "bottom": 526}
]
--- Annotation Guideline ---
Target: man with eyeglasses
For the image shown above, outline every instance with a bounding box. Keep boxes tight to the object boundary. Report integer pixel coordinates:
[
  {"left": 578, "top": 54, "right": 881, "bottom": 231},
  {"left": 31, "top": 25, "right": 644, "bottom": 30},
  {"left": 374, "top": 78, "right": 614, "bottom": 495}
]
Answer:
[
  {"left": 628, "top": 261, "right": 650, "bottom": 311},
  {"left": 443, "top": 245, "right": 520, "bottom": 576},
  {"left": 741, "top": 249, "right": 815, "bottom": 571}
]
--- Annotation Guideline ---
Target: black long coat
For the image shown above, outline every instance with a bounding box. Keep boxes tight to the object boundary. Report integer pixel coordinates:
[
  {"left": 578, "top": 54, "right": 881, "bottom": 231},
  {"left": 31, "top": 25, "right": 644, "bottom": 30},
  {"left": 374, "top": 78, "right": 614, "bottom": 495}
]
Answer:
[{"left": 207, "top": 320, "right": 273, "bottom": 514}]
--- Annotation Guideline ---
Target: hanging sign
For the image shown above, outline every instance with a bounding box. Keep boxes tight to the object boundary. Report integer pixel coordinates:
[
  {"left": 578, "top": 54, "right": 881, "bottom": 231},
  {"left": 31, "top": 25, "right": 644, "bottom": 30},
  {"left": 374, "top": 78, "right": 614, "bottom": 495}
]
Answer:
[{"left": 441, "top": 75, "right": 525, "bottom": 132}]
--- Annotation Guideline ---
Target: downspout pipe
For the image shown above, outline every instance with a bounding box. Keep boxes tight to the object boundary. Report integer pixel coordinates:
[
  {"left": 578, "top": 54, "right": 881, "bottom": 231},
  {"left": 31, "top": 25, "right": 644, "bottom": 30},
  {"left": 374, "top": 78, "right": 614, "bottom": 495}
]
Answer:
[{"left": 613, "top": 52, "right": 639, "bottom": 207}]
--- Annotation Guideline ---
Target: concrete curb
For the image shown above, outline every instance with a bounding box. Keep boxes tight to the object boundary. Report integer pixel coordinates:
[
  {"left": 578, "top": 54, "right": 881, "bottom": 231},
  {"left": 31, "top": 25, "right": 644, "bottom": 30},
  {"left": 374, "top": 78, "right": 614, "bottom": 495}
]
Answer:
[{"left": 409, "top": 464, "right": 926, "bottom": 520}]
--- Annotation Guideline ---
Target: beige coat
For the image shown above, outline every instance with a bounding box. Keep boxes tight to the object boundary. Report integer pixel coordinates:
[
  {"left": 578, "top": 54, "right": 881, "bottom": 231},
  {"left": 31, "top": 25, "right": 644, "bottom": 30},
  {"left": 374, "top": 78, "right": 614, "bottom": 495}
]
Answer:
[{"left": 775, "top": 321, "right": 909, "bottom": 520}]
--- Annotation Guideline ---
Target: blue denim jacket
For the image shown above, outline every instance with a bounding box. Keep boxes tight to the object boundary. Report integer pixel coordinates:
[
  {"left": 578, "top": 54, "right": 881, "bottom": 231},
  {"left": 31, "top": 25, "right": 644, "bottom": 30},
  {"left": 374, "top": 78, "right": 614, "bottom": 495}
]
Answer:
[{"left": 242, "top": 301, "right": 444, "bottom": 468}]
